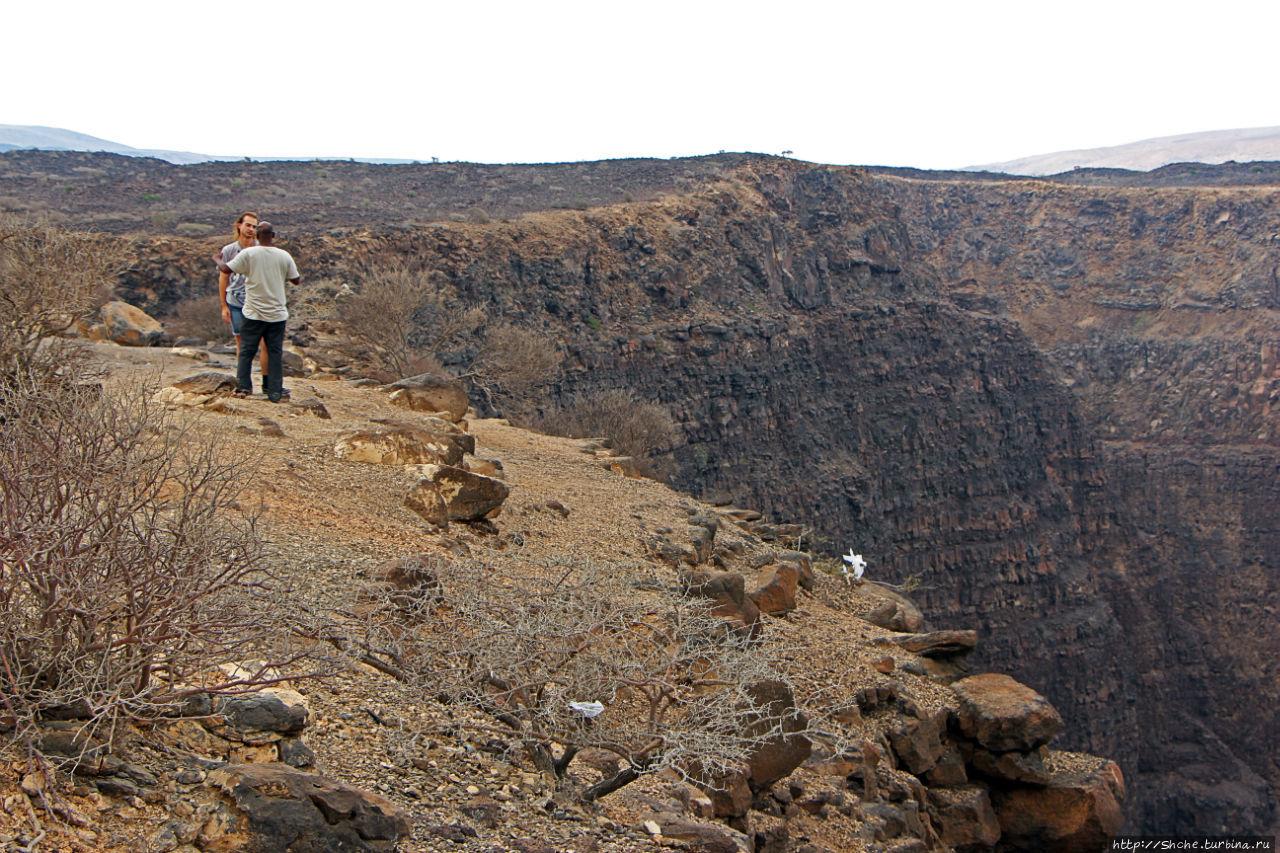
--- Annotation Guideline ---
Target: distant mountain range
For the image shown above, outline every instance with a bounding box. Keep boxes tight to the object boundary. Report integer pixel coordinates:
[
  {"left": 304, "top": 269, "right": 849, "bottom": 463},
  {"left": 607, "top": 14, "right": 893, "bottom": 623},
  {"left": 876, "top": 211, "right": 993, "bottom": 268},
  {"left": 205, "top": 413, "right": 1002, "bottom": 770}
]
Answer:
[
  {"left": 5, "top": 123, "right": 1280, "bottom": 175},
  {"left": 0, "top": 125, "right": 412, "bottom": 165},
  {"left": 968, "top": 126, "right": 1280, "bottom": 176},
  {"left": 0, "top": 125, "right": 232, "bottom": 165}
]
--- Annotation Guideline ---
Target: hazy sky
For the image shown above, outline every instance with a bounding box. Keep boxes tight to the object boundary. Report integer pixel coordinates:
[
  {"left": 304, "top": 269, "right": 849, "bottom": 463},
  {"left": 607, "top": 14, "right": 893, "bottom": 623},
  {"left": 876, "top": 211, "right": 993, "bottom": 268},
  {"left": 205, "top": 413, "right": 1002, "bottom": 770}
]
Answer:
[{"left": 9, "top": 0, "right": 1277, "bottom": 168}]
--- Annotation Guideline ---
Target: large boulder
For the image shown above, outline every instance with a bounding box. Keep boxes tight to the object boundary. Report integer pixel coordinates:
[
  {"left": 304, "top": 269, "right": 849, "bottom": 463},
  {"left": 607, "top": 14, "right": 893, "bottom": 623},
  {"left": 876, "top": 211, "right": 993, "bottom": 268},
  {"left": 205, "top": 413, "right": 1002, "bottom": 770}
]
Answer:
[
  {"left": 203, "top": 763, "right": 411, "bottom": 853},
  {"left": 887, "top": 709, "right": 946, "bottom": 775},
  {"left": 695, "top": 680, "right": 810, "bottom": 818},
  {"left": 97, "top": 300, "right": 165, "bottom": 346},
  {"left": 750, "top": 563, "right": 800, "bottom": 617},
  {"left": 861, "top": 583, "right": 927, "bottom": 633},
  {"left": 951, "top": 673, "right": 1064, "bottom": 752},
  {"left": 927, "top": 785, "right": 1002, "bottom": 852},
  {"left": 992, "top": 755, "right": 1125, "bottom": 852},
  {"left": 890, "top": 629, "right": 979, "bottom": 659},
  {"left": 171, "top": 371, "right": 238, "bottom": 395},
  {"left": 408, "top": 464, "right": 509, "bottom": 522},
  {"left": 385, "top": 373, "right": 469, "bottom": 422},
  {"left": 335, "top": 427, "right": 466, "bottom": 466},
  {"left": 679, "top": 569, "right": 762, "bottom": 634}
]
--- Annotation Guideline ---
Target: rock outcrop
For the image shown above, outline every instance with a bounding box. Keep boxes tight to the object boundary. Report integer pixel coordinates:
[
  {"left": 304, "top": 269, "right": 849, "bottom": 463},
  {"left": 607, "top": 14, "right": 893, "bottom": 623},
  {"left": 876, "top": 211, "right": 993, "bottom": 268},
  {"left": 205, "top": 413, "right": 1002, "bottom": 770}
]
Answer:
[{"left": 10, "top": 149, "right": 1274, "bottom": 834}]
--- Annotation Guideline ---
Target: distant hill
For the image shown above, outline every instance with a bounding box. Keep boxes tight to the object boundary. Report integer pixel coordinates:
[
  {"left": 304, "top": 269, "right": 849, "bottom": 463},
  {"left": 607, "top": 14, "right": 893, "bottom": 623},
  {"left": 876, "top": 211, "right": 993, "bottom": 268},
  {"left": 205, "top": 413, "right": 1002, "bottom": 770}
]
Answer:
[
  {"left": 969, "top": 126, "right": 1280, "bottom": 176},
  {"left": 0, "top": 124, "right": 230, "bottom": 165},
  {"left": 0, "top": 125, "right": 412, "bottom": 165}
]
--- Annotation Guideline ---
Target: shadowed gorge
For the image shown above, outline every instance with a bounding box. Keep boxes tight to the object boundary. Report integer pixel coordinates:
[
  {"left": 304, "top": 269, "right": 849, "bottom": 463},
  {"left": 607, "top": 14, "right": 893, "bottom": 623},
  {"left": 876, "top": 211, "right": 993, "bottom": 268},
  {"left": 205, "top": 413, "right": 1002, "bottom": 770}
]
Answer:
[{"left": 6, "top": 150, "right": 1278, "bottom": 835}]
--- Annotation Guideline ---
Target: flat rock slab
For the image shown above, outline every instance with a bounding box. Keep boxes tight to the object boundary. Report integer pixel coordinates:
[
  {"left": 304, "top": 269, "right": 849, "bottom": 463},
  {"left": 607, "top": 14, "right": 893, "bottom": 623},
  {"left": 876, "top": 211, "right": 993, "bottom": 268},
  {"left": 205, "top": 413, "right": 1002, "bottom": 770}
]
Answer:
[
  {"left": 952, "top": 673, "right": 1065, "bottom": 752},
  {"left": 890, "top": 629, "right": 979, "bottom": 658},
  {"left": 171, "top": 371, "right": 238, "bottom": 395}
]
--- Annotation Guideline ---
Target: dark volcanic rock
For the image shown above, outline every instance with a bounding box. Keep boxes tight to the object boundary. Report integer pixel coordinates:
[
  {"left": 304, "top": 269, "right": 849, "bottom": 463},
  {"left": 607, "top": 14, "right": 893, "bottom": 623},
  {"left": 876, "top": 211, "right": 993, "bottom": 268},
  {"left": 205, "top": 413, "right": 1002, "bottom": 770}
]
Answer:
[
  {"left": 9, "top": 150, "right": 1275, "bottom": 833},
  {"left": 205, "top": 763, "right": 411, "bottom": 852}
]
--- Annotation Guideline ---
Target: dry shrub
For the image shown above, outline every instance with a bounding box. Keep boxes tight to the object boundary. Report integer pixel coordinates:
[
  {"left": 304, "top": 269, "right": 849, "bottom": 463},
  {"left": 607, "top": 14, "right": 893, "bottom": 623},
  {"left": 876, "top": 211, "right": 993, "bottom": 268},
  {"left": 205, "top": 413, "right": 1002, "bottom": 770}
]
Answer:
[
  {"left": 0, "top": 375, "right": 311, "bottom": 752},
  {"left": 532, "top": 388, "right": 680, "bottom": 479},
  {"left": 0, "top": 216, "right": 122, "bottom": 377},
  {"left": 164, "top": 293, "right": 229, "bottom": 343},
  {"left": 0, "top": 219, "right": 320, "bottom": 759},
  {"left": 334, "top": 265, "right": 483, "bottom": 380},
  {"left": 464, "top": 322, "right": 562, "bottom": 417},
  {"left": 350, "top": 558, "right": 794, "bottom": 802}
]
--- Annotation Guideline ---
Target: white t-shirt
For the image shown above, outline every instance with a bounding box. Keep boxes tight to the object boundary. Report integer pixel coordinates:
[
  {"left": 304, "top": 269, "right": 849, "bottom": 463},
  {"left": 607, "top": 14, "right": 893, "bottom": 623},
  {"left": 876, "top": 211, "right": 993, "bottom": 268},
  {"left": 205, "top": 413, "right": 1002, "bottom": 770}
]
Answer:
[{"left": 227, "top": 246, "right": 299, "bottom": 322}]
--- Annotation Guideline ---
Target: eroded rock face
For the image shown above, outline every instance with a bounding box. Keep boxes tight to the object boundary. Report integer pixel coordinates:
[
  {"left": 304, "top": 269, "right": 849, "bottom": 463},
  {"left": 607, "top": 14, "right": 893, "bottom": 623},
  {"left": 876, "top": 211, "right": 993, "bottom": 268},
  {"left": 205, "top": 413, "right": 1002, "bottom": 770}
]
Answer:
[{"left": 71, "top": 153, "right": 1278, "bottom": 831}]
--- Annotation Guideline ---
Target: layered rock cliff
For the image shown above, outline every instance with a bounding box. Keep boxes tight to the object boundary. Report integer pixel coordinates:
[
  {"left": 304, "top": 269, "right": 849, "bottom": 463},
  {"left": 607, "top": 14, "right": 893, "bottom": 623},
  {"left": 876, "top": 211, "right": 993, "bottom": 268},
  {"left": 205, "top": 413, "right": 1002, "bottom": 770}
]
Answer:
[{"left": 4, "top": 150, "right": 1276, "bottom": 834}]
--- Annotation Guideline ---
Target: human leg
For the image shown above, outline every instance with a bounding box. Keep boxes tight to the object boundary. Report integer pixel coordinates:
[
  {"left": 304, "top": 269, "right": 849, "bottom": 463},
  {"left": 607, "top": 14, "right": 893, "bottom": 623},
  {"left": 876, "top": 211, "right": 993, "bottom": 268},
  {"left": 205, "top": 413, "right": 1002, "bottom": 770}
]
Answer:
[
  {"left": 231, "top": 305, "right": 269, "bottom": 377},
  {"left": 237, "top": 318, "right": 266, "bottom": 395},
  {"left": 229, "top": 305, "right": 245, "bottom": 359},
  {"left": 262, "top": 321, "right": 287, "bottom": 401}
]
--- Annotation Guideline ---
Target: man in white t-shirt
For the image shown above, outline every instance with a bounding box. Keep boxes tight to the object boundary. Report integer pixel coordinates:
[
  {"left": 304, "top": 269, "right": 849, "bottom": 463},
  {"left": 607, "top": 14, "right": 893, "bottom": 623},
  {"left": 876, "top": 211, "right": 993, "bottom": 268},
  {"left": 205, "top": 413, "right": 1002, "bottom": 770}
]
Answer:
[{"left": 214, "top": 221, "right": 300, "bottom": 402}]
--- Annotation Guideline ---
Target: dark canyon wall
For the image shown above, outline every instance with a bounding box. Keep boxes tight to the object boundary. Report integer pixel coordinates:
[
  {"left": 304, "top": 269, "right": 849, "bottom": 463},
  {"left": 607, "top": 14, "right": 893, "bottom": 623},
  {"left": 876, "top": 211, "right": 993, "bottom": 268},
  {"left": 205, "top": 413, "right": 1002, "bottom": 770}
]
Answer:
[{"left": 32, "top": 154, "right": 1278, "bottom": 834}]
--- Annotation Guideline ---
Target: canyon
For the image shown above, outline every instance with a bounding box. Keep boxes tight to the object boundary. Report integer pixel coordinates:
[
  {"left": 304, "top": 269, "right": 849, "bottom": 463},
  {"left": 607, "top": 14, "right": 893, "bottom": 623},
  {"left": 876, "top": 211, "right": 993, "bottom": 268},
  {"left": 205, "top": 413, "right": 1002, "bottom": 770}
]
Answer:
[{"left": 3, "top": 150, "right": 1277, "bottom": 835}]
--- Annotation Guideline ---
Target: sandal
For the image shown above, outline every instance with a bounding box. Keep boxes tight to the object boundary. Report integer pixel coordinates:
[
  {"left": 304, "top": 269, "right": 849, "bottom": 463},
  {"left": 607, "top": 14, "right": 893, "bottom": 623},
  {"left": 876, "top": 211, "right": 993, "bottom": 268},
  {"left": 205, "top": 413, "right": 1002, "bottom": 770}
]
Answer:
[{"left": 232, "top": 389, "right": 250, "bottom": 399}]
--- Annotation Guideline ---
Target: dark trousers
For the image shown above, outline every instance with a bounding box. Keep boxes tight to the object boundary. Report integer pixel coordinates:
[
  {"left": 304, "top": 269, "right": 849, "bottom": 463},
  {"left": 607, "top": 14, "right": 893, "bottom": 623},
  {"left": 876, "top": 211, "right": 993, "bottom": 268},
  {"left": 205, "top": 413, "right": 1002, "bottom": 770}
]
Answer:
[{"left": 237, "top": 318, "right": 286, "bottom": 398}]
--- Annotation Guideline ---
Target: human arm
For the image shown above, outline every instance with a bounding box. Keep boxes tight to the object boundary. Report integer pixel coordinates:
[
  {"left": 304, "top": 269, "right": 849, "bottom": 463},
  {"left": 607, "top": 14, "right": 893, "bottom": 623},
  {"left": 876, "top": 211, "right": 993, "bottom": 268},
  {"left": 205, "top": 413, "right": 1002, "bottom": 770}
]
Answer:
[{"left": 218, "top": 270, "right": 232, "bottom": 324}]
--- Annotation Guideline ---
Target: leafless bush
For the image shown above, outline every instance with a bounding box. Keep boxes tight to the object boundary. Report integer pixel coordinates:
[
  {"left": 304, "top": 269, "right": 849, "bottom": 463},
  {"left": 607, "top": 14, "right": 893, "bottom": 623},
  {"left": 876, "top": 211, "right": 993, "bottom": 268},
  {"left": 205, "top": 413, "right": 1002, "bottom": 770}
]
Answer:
[
  {"left": 164, "top": 293, "right": 229, "bottom": 343},
  {"left": 0, "top": 216, "right": 122, "bottom": 378},
  {"left": 349, "top": 558, "right": 793, "bottom": 802},
  {"left": 532, "top": 388, "right": 680, "bottom": 479},
  {"left": 0, "top": 373, "right": 311, "bottom": 753},
  {"left": 334, "top": 266, "right": 483, "bottom": 380},
  {"left": 464, "top": 322, "right": 562, "bottom": 417}
]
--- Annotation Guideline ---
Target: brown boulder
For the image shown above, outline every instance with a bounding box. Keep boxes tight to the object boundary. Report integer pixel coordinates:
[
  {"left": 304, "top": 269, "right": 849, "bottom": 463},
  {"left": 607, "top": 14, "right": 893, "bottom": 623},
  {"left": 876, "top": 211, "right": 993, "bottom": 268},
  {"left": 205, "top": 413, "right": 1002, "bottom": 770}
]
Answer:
[
  {"left": 952, "top": 673, "right": 1065, "bottom": 752},
  {"left": 862, "top": 583, "right": 926, "bottom": 632},
  {"left": 679, "top": 569, "right": 762, "bottom": 633},
  {"left": 411, "top": 464, "right": 509, "bottom": 521},
  {"left": 750, "top": 563, "right": 800, "bottom": 616},
  {"left": 890, "top": 629, "right": 979, "bottom": 658},
  {"left": 384, "top": 373, "right": 469, "bottom": 421},
  {"left": 992, "top": 756, "right": 1125, "bottom": 852},
  {"left": 171, "top": 371, "right": 238, "bottom": 395},
  {"left": 99, "top": 300, "right": 164, "bottom": 346},
  {"left": 334, "top": 427, "right": 466, "bottom": 467},
  {"left": 927, "top": 785, "right": 1002, "bottom": 851}
]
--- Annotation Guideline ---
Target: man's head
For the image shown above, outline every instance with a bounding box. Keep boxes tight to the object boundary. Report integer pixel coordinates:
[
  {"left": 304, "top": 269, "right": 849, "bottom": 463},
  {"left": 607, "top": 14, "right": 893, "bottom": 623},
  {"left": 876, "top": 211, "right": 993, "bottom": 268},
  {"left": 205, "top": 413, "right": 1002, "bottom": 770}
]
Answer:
[
  {"left": 255, "top": 221, "right": 276, "bottom": 244},
  {"left": 234, "top": 211, "right": 258, "bottom": 242}
]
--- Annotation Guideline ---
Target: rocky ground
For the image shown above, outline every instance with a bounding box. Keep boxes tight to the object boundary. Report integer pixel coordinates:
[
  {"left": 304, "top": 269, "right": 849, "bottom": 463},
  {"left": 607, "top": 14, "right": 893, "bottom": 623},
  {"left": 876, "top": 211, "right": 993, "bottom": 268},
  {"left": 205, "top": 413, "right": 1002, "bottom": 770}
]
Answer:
[{"left": 0, "top": 340, "right": 1122, "bottom": 853}]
